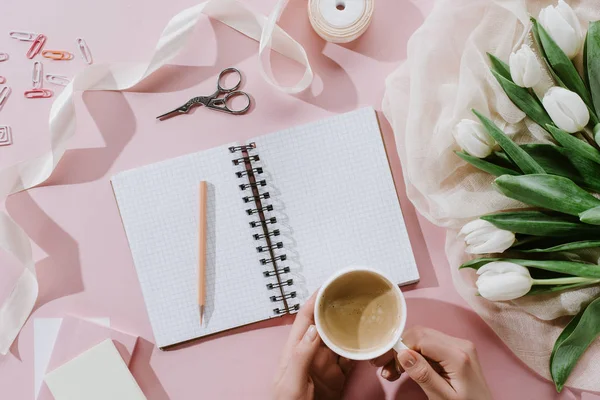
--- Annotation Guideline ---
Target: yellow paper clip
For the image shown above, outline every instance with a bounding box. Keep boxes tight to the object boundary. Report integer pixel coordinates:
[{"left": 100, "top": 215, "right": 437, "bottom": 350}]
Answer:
[{"left": 42, "top": 50, "right": 73, "bottom": 61}]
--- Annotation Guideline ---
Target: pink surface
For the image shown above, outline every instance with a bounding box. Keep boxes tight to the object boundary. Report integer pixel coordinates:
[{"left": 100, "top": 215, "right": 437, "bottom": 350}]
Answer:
[
  {"left": 39, "top": 316, "right": 138, "bottom": 400},
  {"left": 0, "top": 0, "right": 598, "bottom": 399}
]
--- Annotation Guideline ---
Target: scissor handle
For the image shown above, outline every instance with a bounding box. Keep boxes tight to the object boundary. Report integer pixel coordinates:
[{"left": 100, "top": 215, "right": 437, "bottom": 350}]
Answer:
[
  {"left": 206, "top": 91, "right": 251, "bottom": 115},
  {"left": 217, "top": 67, "right": 242, "bottom": 93}
]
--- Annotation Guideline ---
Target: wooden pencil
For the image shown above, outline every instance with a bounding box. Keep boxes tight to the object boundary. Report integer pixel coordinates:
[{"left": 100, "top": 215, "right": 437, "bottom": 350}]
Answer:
[{"left": 198, "top": 181, "right": 208, "bottom": 325}]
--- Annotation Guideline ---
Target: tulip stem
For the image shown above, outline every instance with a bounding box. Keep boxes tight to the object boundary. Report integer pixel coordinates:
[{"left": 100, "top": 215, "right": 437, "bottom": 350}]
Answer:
[{"left": 532, "top": 277, "right": 598, "bottom": 286}]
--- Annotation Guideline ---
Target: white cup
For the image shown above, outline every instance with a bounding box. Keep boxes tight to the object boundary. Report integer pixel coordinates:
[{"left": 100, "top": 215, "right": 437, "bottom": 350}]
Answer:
[{"left": 314, "top": 266, "right": 408, "bottom": 360}]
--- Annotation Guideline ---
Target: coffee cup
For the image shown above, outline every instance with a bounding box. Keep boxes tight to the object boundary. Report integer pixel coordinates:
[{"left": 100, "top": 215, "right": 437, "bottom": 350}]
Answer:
[{"left": 314, "top": 266, "right": 408, "bottom": 360}]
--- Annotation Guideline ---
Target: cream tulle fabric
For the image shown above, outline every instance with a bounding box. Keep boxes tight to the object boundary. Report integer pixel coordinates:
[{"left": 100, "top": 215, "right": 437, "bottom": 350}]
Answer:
[{"left": 383, "top": 0, "right": 600, "bottom": 391}]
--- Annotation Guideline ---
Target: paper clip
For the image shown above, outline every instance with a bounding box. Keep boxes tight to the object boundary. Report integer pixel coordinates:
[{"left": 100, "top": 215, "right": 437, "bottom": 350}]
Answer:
[
  {"left": 45, "top": 74, "right": 70, "bottom": 86},
  {"left": 0, "top": 87, "right": 11, "bottom": 108},
  {"left": 76, "top": 38, "right": 93, "bottom": 65},
  {"left": 0, "top": 126, "right": 12, "bottom": 146},
  {"left": 0, "top": 53, "right": 8, "bottom": 62},
  {"left": 0, "top": 77, "right": 6, "bottom": 85},
  {"left": 9, "top": 31, "right": 37, "bottom": 41},
  {"left": 26, "top": 34, "right": 46, "bottom": 59},
  {"left": 32, "top": 61, "right": 43, "bottom": 89},
  {"left": 42, "top": 50, "right": 73, "bottom": 61},
  {"left": 24, "top": 88, "right": 53, "bottom": 99}
]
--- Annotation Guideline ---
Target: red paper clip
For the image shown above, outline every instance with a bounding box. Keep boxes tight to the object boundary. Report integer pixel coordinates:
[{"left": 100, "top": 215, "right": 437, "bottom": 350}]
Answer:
[
  {"left": 76, "top": 38, "right": 93, "bottom": 65},
  {"left": 0, "top": 87, "right": 11, "bottom": 107},
  {"left": 24, "top": 88, "right": 53, "bottom": 99},
  {"left": 0, "top": 53, "right": 8, "bottom": 62},
  {"left": 9, "top": 31, "right": 37, "bottom": 41},
  {"left": 26, "top": 34, "right": 46, "bottom": 59},
  {"left": 0, "top": 126, "right": 12, "bottom": 146},
  {"left": 0, "top": 77, "right": 6, "bottom": 85},
  {"left": 42, "top": 50, "right": 73, "bottom": 61}
]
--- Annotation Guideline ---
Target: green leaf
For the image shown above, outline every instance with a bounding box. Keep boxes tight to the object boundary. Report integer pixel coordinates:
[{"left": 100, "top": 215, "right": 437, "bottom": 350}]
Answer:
[
  {"left": 521, "top": 143, "right": 600, "bottom": 191},
  {"left": 460, "top": 258, "right": 600, "bottom": 278},
  {"left": 533, "top": 18, "right": 594, "bottom": 110},
  {"left": 546, "top": 125, "right": 600, "bottom": 165},
  {"left": 584, "top": 30, "right": 590, "bottom": 91},
  {"left": 487, "top": 53, "right": 512, "bottom": 80},
  {"left": 481, "top": 211, "right": 600, "bottom": 237},
  {"left": 551, "top": 297, "right": 600, "bottom": 391},
  {"left": 580, "top": 205, "right": 600, "bottom": 225},
  {"left": 489, "top": 70, "right": 554, "bottom": 130},
  {"left": 520, "top": 240, "right": 600, "bottom": 253},
  {"left": 494, "top": 174, "right": 600, "bottom": 216},
  {"left": 473, "top": 110, "right": 546, "bottom": 174},
  {"left": 527, "top": 279, "right": 600, "bottom": 295},
  {"left": 455, "top": 151, "right": 520, "bottom": 177},
  {"left": 587, "top": 21, "right": 600, "bottom": 118}
]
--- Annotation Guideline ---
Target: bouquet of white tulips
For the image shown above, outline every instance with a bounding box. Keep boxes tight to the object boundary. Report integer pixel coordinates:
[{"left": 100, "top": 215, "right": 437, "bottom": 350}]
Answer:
[{"left": 454, "top": 0, "right": 600, "bottom": 391}]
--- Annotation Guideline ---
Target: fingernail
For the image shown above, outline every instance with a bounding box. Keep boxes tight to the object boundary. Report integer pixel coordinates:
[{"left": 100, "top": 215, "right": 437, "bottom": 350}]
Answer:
[
  {"left": 381, "top": 369, "right": 390, "bottom": 379},
  {"left": 397, "top": 350, "right": 416, "bottom": 368},
  {"left": 303, "top": 325, "right": 318, "bottom": 343}
]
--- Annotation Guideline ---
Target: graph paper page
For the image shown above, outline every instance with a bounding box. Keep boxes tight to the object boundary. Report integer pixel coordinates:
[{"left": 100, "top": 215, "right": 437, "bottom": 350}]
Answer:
[
  {"left": 111, "top": 144, "right": 274, "bottom": 348},
  {"left": 252, "top": 107, "right": 420, "bottom": 304}
]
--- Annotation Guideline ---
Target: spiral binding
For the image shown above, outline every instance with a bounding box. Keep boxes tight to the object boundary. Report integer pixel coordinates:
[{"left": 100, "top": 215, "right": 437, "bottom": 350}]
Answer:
[{"left": 229, "top": 142, "right": 299, "bottom": 315}]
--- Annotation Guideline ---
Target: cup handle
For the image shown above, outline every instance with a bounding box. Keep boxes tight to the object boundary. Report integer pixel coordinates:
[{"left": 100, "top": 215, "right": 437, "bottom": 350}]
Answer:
[{"left": 393, "top": 338, "right": 409, "bottom": 353}]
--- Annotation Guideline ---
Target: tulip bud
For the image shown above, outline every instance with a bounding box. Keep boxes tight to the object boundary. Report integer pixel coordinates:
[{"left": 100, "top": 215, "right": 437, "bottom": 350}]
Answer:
[
  {"left": 453, "top": 119, "right": 495, "bottom": 158},
  {"left": 459, "top": 219, "right": 515, "bottom": 254},
  {"left": 509, "top": 44, "right": 542, "bottom": 88},
  {"left": 476, "top": 262, "right": 533, "bottom": 301},
  {"left": 542, "top": 87, "right": 590, "bottom": 133},
  {"left": 539, "top": 0, "right": 583, "bottom": 59}
]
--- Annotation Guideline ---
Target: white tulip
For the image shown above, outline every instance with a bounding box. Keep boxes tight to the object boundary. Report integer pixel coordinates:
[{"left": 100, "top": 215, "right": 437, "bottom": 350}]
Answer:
[
  {"left": 509, "top": 44, "right": 542, "bottom": 88},
  {"left": 539, "top": 0, "right": 583, "bottom": 59},
  {"left": 453, "top": 119, "right": 495, "bottom": 158},
  {"left": 476, "top": 262, "right": 533, "bottom": 301},
  {"left": 542, "top": 87, "right": 589, "bottom": 133},
  {"left": 459, "top": 219, "right": 515, "bottom": 254}
]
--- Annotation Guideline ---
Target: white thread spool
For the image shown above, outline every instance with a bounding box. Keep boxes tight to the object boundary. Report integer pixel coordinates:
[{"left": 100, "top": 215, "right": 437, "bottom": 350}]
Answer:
[{"left": 308, "top": 0, "right": 374, "bottom": 44}]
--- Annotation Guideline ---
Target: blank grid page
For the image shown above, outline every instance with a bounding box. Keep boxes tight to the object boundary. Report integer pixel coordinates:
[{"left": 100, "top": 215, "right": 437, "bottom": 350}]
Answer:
[
  {"left": 252, "top": 108, "right": 419, "bottom": 302},
  {"left": 111, "top": 144, "right": 274, "bottom": 348}
]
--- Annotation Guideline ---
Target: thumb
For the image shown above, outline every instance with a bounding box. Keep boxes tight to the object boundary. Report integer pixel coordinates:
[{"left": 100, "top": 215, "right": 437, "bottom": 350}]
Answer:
[
  {"left": 396, "top": 350, "right": 453, "bottom": 399},
  {"left": 286, "top": 325, "right": 321, "bottom": 382}
]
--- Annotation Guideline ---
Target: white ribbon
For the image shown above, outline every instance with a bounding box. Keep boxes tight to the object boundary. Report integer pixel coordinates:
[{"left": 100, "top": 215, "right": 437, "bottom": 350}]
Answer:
[{"left": 0, "top": 0, "right": 313, "bottom": 355}]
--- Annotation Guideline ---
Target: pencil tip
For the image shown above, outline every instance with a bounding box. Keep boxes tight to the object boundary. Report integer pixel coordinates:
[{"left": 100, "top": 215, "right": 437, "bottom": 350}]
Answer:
[{"left": 199, "top": 306, "right": 203, "bottom": 326}]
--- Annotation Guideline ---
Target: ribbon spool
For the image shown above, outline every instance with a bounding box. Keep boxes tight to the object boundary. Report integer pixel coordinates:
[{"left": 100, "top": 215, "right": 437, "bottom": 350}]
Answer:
[{"left": 308, "top": 0, "right": 374, "bottom": 43}]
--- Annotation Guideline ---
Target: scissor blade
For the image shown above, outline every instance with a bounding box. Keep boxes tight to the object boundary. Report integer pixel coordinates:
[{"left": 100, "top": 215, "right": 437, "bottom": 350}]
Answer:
[{"left": 156, "top": 107, "right": 186, "bottom": 120}]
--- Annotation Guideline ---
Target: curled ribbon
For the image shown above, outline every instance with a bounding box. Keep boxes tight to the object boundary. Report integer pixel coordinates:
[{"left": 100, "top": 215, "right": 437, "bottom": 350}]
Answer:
[{"left": 0, "top": 0, "right": 313, "bottom": 355}]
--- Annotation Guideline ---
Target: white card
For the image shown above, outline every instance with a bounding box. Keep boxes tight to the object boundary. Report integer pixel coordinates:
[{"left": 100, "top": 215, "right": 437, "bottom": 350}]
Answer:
[
  {"left": 34, "top": 317, "right": 109, "bottom": 398},
  {"left": 44, "top": 339, "right": 146, "bottom": 400}
]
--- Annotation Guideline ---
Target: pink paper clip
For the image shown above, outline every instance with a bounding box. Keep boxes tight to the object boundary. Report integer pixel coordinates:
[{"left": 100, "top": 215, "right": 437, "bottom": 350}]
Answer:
[
  {"left": 45, "top": 74, "right": 69, "bottom": 86},
  {"left": 76, "top": 38, "right": 93, "bottom": 64},
  {"left": 0, "top": 53, "right": 8, "bottom": 62},
  {"left": 0, "top": 77, "right": 6, "bottom": 84},
  {"left": 26, "top": 34, "right": 46, "bottom": 59},
  {"left": 32, "top": 61, "right": 42, "bottom": 89},
  {"left": 9, "top": 31, "right": 37, "bottom": 41},
  {"left": 24, "top": 88, "right": 53, "bottom": 99},
  {"left": 0, "top": 126, "right": 12, "bottom": 146},
  {"left": 0, "top": 87, "right": 11, "bottom": 108}
]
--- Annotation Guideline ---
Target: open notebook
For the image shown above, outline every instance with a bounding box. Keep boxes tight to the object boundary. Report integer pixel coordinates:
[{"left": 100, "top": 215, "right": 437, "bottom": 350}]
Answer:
[{"left": 111, "top": 107, "right": 419, "bottom": 349}]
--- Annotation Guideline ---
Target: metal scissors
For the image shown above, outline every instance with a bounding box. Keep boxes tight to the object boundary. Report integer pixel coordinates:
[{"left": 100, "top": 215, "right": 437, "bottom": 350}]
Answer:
[{"left": 157, "top": 67, "right": 251, "bottom": 120}]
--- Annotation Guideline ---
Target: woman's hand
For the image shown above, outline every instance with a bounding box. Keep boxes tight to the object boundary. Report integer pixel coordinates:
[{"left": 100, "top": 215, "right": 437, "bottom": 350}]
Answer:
[
  {"left": 273, "top": 293, "right": 354, "bottom": 400},
  {"left": 372, "top": 326, "right": 493, "bottom": 400}
]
